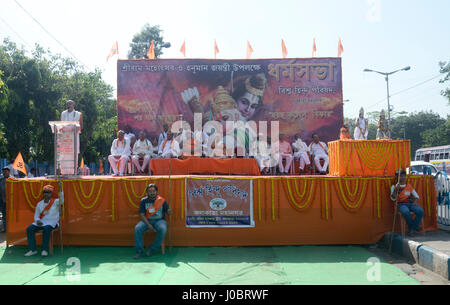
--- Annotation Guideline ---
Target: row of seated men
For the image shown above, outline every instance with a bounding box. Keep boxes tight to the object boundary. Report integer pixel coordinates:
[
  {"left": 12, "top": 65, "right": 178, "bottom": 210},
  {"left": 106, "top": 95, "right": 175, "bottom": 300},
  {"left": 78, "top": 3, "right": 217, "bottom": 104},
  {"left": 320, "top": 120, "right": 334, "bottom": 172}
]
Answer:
[{"left": 108, "top": 129, "right": 329, "bottom": 176}]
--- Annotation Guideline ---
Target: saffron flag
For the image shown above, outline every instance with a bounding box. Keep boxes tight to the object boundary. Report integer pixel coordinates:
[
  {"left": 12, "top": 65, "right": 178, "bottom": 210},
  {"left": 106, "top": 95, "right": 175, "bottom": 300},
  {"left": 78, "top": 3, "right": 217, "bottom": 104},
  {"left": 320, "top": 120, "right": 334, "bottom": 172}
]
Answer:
[
  {"left": 99, "top": 160, "right": 104, "bottom": 174},
  {"left": 80, "top": 157, "right": 85, "bottom": 169},
  {"left": 147, "top": 40, "right": 155, "bottom": 59},
  {"left": 312, "top": 38, "right": 317, "bottom": 57},
  {"left": 106, "top": 41, "right": 119, "bottom": 62},
  {"left": 12, "top": 152, "right": 27, "bottom": 176},
  {"left": 214, "top": 39, "right": 219, "bottom": 59},
  {"left": 180, "top": 40, "right": 186, "bottom": 57},
  {"left": 338, "top": 38, "right": 344, "bottom": 57},
  {"left": 281, "top": 39, "right": 288, "bottom": 58},
  {"left": 246, "top": 40, "right": 253, "bottom": 59}
]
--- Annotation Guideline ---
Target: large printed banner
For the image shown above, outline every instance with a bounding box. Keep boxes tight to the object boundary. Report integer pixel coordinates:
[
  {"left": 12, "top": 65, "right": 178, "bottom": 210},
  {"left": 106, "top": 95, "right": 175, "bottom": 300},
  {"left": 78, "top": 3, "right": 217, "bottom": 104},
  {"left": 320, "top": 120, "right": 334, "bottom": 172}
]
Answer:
[
  {"left": 117, "top": 58, "right": 343, "bottom": 143},
  {"left": 186, "top": 178, "right": 254, "bottom": 228}
]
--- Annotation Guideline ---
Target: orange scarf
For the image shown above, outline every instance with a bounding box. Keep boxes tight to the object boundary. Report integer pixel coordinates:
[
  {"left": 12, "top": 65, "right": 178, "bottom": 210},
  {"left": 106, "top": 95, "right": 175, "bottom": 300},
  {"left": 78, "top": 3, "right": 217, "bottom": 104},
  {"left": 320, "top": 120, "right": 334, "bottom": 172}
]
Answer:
[
  {"left": 397, "top": 184, "right": 415, "bottom": 203},
  {"left": 116, "top": 138, "right": 125, "bottom": 147},
  {"left": 162, "top": 139, "right": 175, "bottom": 151},
  {"left": 40, "top": 198, "right": 56, "bottom": 219},
  {"left": 145, "top": 195, "right": 165, "bottom": 218}
]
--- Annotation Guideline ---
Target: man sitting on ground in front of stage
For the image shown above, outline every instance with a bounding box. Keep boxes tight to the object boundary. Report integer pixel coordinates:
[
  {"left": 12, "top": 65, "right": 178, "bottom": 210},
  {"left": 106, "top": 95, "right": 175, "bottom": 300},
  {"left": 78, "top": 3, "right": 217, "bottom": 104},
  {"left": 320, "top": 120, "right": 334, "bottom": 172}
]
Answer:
[
  {"left": 24, "top": 182, "right": 63, "bottom": 257},
  {"left": 292, "top": 133, "right": 311, "bottom": 173},
  {"left": 134, "top": 183, "right": 173, "bottom": 258},
  {"left": 309, "top": 134, "right": 329, "bottom": 175},
  {"left": 390, "top": 169, "right": 424, "bottom": 236},
  {"left": 132, "top": 131, "right": 153, "bottom": 174},
  {"left": 158, "top": 131, "right": 180, "bottom": 158},
  {"left": 277, "top": 134, "right": 294, "bottom": 175},
  {"left": 108, "top": 130, "right": 131, "bottom": 176}
]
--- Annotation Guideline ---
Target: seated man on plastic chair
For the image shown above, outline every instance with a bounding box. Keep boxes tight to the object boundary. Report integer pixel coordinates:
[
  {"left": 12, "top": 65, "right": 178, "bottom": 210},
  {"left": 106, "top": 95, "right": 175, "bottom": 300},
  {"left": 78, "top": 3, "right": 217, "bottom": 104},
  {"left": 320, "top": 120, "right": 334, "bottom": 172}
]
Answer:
[
  {"left": 132, "top": 131, "right": 153, "bottom": 174},
  {"left": 390, "top": 169, "right": 424, "bottom": 237},
  {"left": 277, "top": 134, "right": 293, "bottom": 175},
  {"left": 309, "top": 134, "right": 329, "bottom": 175},
  {"left": 24, "top": 182, "right": 63, "bottom": 257},
  {"left": 108, "top": 130, "right": 131, "bottom": 176},
  {"left": 134, "top": 183, "right": 173, "bottom": 258}
]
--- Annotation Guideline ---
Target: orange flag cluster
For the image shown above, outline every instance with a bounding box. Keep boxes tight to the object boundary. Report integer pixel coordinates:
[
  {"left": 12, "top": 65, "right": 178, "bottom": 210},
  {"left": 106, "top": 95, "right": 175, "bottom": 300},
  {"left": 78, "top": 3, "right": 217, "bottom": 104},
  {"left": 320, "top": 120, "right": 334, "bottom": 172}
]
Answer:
[{"left": 107, "top": 38, "right": 344, "bottom": 60}]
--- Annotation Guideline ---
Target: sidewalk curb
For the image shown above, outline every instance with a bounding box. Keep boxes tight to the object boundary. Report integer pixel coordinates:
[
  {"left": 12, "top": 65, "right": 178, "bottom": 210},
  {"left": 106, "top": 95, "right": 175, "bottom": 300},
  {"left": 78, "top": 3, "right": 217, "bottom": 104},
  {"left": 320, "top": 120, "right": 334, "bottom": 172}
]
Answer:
[{"left": 381, "top": 233, "right": 450, "bottom": 280}]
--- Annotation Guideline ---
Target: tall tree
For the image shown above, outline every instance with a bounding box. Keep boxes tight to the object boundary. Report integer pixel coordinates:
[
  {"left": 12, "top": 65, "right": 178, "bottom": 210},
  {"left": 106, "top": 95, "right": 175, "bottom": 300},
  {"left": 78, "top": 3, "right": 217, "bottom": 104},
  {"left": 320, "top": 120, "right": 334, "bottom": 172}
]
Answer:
[
  {"left": 0, "top": 38, "right": 116, "bottom": 165},
  {"left": 439, "top": 61, "right": 450, "bottom": 105},
  {"left": 128, "top": 24, "right": 168, "bottom": 59}
]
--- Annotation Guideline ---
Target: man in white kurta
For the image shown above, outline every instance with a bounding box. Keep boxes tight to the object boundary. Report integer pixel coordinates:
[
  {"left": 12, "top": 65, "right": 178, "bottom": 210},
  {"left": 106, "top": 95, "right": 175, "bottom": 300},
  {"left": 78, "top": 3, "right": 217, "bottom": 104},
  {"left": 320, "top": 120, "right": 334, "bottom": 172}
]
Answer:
[
  {"left": 132, "top": 131, "right": 153, "bottom": 174},
  {"left": 108, "top": 130, "right": 131, "bottom": 176},
  {"left": 60, "top": 100, "right": 83, "bottom": 174},
  {"left": 24, "top": 183, "right": 64, "bottom": 257},
  {"left": 309, "top": 134, "right": 329, "bottom": 174},
  {"left": 292, "top": 134, "right": 310, "bottom": 171},
  {"left": 158, "top": 131, "right": 180, "bottom": 158}
]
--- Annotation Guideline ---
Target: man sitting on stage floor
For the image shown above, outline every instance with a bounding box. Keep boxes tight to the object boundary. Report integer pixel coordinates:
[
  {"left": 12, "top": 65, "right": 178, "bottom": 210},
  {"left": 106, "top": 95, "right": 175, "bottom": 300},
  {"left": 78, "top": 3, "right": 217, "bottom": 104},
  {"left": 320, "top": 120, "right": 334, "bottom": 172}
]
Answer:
[
  {"left": 108, "top": 130, "right": 131, "bottom": 176},
  {"left": 158, "top": 131, "right": 180, "bottom": 158},
  {"left": 134, "top": 183, "right": 173, "bottom": 258},
  {"left": 24, "top": 182, "right": 63, "bottom": 257},
  {"left": 309, "top": 134, "right": 329, "bottom": 174},
  {"left": 277, "top": 134, "right": 293, "bottom": 175},
  {"left": 292, "top": 133, "right": 310, "bottom": 173},
  {"left": 390, "top": 169, "right": 424, "bottom": 236},
  {"left": 132, "top": 131, "right": 153, "bottom": 174}
]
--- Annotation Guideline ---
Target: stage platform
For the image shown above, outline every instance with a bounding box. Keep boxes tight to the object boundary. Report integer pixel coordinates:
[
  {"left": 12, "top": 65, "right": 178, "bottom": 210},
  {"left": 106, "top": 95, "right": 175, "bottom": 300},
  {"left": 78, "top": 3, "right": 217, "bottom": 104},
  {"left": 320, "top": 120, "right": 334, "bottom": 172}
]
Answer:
[{"left": 5, "top": 174, "right": 437, "bottom": 247}]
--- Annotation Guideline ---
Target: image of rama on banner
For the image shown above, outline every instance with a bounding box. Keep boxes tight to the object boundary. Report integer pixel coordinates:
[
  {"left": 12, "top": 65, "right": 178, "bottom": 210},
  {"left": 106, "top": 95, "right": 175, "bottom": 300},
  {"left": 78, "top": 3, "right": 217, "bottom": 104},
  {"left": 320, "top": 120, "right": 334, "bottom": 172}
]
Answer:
[
  {"left": 117, "top": 58, "right": 342, "bottom": 147},
  {"left": 186, "top": 178, "right": 254, "bottom": 228}
]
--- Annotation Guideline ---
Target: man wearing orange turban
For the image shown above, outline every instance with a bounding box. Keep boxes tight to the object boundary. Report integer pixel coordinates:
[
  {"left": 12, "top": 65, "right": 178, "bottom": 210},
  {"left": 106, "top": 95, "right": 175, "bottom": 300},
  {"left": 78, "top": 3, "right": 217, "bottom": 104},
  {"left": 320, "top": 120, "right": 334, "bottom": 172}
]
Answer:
[{"left": 24, "top": 181, "right": 64, "bottom": 257}]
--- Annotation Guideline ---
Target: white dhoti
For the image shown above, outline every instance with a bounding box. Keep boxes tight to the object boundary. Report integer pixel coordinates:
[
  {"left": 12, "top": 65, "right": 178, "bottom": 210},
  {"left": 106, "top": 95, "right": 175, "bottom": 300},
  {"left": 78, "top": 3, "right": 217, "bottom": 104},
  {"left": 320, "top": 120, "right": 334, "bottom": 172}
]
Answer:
[
  {"left": 108, "top": 155, "right": 128, "bottom": 175},
  {"left": 278, "top": 153, "right": 293, "bottom": 173},
  {"left": 313, "top": 154, "right": 329, "bottom": 172},
  {"left": 294, "top": 151, "right": 310, "bottom": 170},
  {"left": 132, "top": 154, "right": 151, "bottom": 173}
]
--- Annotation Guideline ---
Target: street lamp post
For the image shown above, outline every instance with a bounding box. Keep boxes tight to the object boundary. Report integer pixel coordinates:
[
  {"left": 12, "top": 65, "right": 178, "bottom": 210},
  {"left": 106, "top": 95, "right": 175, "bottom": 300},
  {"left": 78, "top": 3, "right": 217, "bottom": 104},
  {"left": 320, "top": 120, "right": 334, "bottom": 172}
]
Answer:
[{"left": 363, "top": 66, "right": 410, "bottom": 127}]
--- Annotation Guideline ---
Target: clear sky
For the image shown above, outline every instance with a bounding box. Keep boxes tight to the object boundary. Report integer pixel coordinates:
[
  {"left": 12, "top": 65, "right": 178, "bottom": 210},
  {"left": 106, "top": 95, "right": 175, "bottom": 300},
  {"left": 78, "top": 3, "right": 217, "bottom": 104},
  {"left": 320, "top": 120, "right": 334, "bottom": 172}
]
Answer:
[{"left": 1, "top": 0, "right": 449, "bottom": 120}]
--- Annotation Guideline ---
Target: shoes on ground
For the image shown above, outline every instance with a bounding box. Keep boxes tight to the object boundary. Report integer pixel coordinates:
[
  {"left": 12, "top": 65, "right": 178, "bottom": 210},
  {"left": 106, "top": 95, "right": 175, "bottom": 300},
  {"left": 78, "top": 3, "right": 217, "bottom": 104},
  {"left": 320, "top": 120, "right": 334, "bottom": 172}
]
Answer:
[
  {"left": 24, "top": 250, "right": 38, "bottom": 257},
  {"left": 41, "top": 250, "right": 48, "bottom": 257}
]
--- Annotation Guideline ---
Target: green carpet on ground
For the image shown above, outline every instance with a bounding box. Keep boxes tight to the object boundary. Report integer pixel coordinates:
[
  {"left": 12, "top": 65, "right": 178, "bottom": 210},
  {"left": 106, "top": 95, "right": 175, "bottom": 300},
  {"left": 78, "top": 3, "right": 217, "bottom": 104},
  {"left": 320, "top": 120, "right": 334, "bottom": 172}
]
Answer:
[{"left": 0, "top": 245, "right": 418, "bottom": 285}]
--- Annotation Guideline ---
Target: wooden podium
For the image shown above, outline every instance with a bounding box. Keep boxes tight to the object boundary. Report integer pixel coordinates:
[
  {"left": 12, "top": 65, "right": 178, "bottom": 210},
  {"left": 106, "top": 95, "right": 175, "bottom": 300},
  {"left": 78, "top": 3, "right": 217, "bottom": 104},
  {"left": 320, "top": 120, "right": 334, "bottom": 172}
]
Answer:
[{"left": 49, "top": 121, "right": 80, "bottom": 176}]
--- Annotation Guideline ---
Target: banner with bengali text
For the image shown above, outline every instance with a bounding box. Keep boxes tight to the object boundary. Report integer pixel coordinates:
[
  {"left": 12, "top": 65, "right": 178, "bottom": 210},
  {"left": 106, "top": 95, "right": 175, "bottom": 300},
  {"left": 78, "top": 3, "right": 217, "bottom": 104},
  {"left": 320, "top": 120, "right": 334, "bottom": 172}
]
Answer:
[
  {"left": 185, "top": 178, "right": 254, "bottom": 228},
  {"left": 117, "top": 58, "right": 343, "bottom": 143}
]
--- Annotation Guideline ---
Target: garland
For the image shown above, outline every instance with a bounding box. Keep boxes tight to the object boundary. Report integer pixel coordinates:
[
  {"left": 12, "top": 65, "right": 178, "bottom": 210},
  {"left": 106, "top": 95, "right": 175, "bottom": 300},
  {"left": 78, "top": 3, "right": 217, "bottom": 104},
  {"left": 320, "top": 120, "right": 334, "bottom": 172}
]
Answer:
[
  {"left": 271, "top": 179, "right": 275, "bottom": 221},
  {"left": 323, "top": 180, "right": 330, "bottom": 220},
  {"left": 72, "top": 181, "right": 104, "bottom": 210},
  {"left": 78, "top": 181, "right": 96, "bottom": 199},
  {"left": 355, "top": 141, "right": 394, "bottom": 170},
  {"left": 284, "top": 178, "right": 315, "bottom": 211},
  {"left": 123, "top": 181, "right": 141, "bottom": 209},
  {"left": 30, "top": 181, "right": 44, "bottom": 200},
  {"left": 112, "top": 182, "right": 115, "bottom": 221},
  {"left": 336, "top": 178, "right": 368, "bottom": 211}
]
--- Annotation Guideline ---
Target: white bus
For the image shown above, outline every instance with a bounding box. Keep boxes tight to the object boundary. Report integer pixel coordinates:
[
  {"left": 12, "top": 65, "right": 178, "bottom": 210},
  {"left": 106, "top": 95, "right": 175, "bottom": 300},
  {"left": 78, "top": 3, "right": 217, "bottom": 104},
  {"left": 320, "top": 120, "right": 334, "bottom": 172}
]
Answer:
[{"left": 415, "top": 145, "right": 450, "bottom": 173}]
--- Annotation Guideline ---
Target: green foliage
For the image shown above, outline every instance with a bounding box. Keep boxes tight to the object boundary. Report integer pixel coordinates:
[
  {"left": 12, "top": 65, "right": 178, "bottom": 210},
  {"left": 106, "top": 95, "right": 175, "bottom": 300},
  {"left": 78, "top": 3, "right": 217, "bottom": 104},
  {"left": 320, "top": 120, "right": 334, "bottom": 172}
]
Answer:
[
  {"left": 439, "top": 61, "right": 450, "bottom": 105},
  {"left": 0, "top": 38, "right": 116, "bottom": 164},
  {"left": 127, "top": 24, "right": 168, "bottom": 59}
]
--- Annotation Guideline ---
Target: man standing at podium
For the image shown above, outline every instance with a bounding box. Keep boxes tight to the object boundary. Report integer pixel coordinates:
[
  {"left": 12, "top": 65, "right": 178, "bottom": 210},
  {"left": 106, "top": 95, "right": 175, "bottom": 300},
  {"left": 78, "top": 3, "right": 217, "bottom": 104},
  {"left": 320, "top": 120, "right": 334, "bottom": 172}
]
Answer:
[
  {"left": 61, "top": 100, "right": 83, "bottom": 130},
  {"left": 60, "top": 100, "right": 83, "bottom": 174}
]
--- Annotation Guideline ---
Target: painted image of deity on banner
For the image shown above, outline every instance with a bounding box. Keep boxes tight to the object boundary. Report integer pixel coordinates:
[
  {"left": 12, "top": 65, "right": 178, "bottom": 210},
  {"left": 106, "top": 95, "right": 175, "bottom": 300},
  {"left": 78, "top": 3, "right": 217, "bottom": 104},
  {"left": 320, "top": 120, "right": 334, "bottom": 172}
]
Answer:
[{"left": 117, "top": 58, "right": 343, "bottom": 147}]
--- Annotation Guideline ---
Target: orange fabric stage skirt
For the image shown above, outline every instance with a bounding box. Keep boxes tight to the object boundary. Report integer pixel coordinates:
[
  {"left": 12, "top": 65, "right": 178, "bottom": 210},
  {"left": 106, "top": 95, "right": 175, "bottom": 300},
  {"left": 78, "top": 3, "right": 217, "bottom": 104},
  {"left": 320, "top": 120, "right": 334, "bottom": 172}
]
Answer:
[
  {"left": 329, "top": 140, "right": 411, "bottom": 176},
  {"left": 5, "top": 175, "right": 436, "bottom": 247},
  {"left": 150, "top": 157, "right": 261, "bottom": 176}
]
